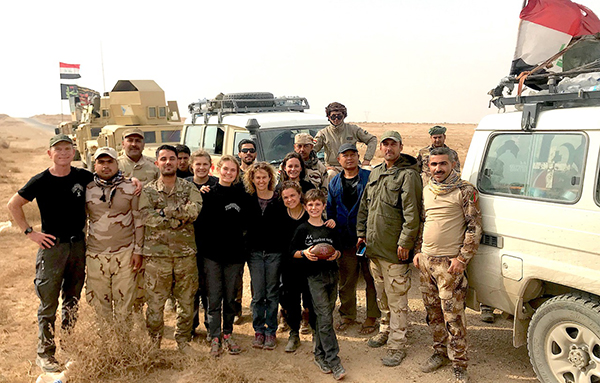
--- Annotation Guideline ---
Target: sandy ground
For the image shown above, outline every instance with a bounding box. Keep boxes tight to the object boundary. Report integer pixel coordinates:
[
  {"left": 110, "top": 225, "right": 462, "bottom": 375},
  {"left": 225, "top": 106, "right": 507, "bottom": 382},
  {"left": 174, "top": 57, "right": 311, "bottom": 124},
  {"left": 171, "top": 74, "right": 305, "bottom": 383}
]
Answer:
[{"left": 0, "top": 115, "right": 538, "bottom": 383}]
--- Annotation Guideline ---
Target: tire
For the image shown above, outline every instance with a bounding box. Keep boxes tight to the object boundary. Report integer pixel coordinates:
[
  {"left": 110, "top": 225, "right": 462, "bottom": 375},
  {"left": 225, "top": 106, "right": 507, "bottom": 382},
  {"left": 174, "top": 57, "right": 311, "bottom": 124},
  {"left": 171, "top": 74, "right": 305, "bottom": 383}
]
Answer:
[
  {"left": 222, "top": 92, "right": 274, "bottom": 108},
  {"left": 527, "top": 293, "right": 600, "bottom": 383}
]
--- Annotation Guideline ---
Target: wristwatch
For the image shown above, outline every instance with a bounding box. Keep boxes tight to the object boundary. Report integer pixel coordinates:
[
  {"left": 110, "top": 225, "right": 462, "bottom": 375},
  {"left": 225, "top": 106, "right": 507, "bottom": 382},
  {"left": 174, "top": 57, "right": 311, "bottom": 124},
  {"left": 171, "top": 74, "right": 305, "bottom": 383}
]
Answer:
[{"left": 24, "top": 227, "right": 33, "bottom": 235}]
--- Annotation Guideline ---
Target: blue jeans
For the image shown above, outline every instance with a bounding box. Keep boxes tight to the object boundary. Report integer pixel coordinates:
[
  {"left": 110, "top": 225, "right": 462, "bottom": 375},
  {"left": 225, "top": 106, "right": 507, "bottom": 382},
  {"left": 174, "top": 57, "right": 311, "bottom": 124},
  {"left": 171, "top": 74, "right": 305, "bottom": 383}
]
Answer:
[
  {"left": 307, "top": 269, "right": 340, "bottom": 367},
  {"left": 248, "top": 251, "right": 282, "bottom": 336}
]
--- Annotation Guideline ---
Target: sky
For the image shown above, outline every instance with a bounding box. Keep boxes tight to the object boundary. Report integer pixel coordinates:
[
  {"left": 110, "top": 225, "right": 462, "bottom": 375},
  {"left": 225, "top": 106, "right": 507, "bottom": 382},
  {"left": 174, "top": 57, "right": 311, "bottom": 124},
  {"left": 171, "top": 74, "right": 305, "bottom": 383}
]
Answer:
[{"left": 2, "top": 0, "right": 600, "bottom": 124}]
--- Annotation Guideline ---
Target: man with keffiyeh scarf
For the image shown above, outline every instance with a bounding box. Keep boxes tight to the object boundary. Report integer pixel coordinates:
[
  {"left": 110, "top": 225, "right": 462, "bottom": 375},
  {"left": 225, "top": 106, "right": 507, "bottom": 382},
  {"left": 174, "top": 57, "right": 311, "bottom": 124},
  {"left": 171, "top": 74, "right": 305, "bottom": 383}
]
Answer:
[
  {"left": 85, "top": 147, "right": 144, "bottom": 322},
  {"left": 413, "top": 146, "right": 482, "bottom": 383}
]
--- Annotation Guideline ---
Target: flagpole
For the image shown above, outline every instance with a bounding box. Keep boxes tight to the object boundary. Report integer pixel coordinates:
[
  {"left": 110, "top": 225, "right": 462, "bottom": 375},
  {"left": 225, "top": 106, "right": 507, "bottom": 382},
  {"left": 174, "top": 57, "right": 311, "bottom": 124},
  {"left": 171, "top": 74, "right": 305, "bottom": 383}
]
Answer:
[{"left": 100, "top": 42, "right": 106, "bottom": 93}]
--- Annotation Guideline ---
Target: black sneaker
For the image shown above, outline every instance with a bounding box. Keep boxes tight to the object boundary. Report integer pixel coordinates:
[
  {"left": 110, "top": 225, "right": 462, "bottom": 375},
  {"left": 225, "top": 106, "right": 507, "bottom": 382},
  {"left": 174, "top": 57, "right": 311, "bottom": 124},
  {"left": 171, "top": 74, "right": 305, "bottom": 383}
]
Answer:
[
  {"left": 36, "top": 355, "right": 61, "bottom": 373},
  {"left": 314, "top": 357, "right": 332, "bottom": 374},
  {"left": 331, "top": 363, "right": 347, "bottom": 380}
]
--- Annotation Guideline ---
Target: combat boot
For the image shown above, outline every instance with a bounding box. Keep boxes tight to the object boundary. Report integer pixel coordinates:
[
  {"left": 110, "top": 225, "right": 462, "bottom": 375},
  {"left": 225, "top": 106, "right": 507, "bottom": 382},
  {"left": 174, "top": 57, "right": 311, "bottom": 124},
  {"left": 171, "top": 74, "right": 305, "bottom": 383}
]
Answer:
[
  {"left": 421, "top": 353, "right": 450, "bottom": 372},
  {"left": 381, "top": 349, "right": 406, "bottom": 367}
]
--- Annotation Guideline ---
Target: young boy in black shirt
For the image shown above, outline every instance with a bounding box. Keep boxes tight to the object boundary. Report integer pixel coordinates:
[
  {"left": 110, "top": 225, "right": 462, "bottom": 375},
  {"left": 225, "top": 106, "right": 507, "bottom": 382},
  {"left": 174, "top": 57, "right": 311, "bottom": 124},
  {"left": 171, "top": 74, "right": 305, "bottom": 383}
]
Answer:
[{"left": 290, "top": 189, "right": 346, "bottom": 380}]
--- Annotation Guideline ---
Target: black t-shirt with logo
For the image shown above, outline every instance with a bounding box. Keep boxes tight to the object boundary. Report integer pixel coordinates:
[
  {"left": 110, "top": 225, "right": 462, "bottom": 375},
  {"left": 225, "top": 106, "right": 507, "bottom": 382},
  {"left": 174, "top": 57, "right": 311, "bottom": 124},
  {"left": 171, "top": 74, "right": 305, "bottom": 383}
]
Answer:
[
  {"left": 290, "top": 221, "right": 341, "bottom": 276},
  {"left": 18, "top": 167, "right": 93, "bottom": 238},
  {"left": 341, "top": 174, "right": 360, "bottom": 209}
]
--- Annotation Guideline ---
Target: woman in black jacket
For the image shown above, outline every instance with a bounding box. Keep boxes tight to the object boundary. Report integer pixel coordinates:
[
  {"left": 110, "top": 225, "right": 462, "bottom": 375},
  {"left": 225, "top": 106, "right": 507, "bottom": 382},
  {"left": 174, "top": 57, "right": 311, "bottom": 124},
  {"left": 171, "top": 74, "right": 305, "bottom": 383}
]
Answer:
[{"left": 244, "top": 162, "right": 287, "bottom": 350}]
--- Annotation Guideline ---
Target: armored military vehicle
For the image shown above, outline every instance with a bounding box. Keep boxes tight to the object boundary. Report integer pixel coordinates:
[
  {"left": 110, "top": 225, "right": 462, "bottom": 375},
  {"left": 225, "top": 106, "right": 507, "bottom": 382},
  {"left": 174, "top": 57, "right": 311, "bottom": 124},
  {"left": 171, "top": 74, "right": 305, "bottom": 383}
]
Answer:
[{"left": 81, "top": 80, "right": 182, "bottom": 168}]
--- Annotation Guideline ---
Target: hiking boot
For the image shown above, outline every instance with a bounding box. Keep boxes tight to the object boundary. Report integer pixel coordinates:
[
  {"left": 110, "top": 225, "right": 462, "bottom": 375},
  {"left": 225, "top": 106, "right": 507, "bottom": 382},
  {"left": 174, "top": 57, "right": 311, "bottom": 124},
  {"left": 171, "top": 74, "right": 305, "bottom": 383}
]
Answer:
[
  {"left": 264, "top": 334, "right": 277, "bottom": 350},
  {"left": 233, "top": 314, "right": 244, "bottom": 325},
  {"left": 300, "top": 308, "right": 311, "bottom": 334},
  {"left": 454, "top": 366, "right": 469, "bottom": 383},
  {"left": 331, "top": 363, "right": 347, "bottom": 380},
  {"left": 252, "top": 333, "right": 265, "bottom": 349},
  {"left": 382, "top": 349, "right": 406, "bottom": 367},
  {"left": 178, "top": 342, "right": 194, "bottom": 356},
  {"left": 223, "top": 334, "right": 242, "bottom": 355},
  {"left": 421, "top": 353, "right": 450, "bottom": 373},
  {"left": 210, "top": 337, "right": 221, "bottom": 357},
  {"left": 480, "top": 310, "right": 495, "bottom": 323},
  {"left": 314, "top": 356, "right": 332, "bottom": 374},
  {"left": 36, "top": 355, "right": 61, "bottom": 373},
  {"left": 277, "top": 310, "right": 290, "bottom": 333},
  {"left": 285, "top": 333, "right": 301, "bottom": 353},
  {"left": 367, "top": 332, "right": 389, "bottom": 348}
]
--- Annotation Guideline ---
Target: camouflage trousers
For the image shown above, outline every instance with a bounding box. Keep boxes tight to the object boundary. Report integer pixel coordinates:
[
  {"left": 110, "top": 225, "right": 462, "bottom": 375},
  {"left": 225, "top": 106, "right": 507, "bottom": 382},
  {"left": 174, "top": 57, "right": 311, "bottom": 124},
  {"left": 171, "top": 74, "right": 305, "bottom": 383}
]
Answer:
[
  {"left": 369, "top": 258, "right": 411, "bottom": 349},
  {"left": 417, "top": 254, "right": 468, "bottom": 368},
  {"left": 85, "top": 248, "right": 137, "bottom": 321},
  {"left": 144, "top": 256, "right": 198, "bottom": 345}
]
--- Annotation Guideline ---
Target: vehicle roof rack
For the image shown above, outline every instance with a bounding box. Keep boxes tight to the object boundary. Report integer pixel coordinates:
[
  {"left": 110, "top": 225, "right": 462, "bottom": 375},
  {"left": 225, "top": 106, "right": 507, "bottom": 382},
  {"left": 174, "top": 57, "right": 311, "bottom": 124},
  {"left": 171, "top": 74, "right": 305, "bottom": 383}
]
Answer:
[
  {"left": 494, "top": 90, "right": 600, "bottom": 131},
  {"left": 188, "top": 94, "right": 310, "bottom": 124}
]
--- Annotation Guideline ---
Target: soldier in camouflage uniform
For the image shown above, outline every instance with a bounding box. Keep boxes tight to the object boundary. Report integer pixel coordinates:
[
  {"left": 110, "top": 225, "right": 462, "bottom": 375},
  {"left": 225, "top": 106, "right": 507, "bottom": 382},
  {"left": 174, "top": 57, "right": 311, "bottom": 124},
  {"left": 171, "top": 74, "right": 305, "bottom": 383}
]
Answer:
[
  {"left": 118, "top": 128, "right": 160, "bottom": 185},
  {"left": 85, "top": 147, "right": 144, "bottom": 321},
  {"left": 294, "top": 133, "right": 328, "bottom": 192},
  {"left": 413, "top": 146, "right": 482, "bottom": 383},
  {"left": 139, "top": 145, "right": 203, "bottom": 353},
  {"left": 416, "top": 126, "right": 461, "bottom": 184}
]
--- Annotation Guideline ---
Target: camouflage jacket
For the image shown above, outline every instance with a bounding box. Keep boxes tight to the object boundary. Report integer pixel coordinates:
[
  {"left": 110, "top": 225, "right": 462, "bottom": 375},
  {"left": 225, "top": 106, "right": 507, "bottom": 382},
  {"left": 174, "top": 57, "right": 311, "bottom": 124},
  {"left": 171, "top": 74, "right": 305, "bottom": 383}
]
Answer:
[
  {"left": 314, "top": 122, "right": 377, "bottom": 167},
  {"left": 86, "top": 179, "right": 144, "bottom": 255},
  {"left": 416, "top": 145, "right": 461, "bottom": 184},
  {"left": 356, "top": 154, "right": 423, "bottom": 264},
  {"left": 139, "top": 178, "right": 202, "bottom": 258},
  {"left": 118, "top": 155, "right": 159, "bottom": 186},
  {"left": 304, "top": 151, "right": 329, "bottom": 191},
  {"left": 416, "top": 177, "right": 482, "bottom": 264}
]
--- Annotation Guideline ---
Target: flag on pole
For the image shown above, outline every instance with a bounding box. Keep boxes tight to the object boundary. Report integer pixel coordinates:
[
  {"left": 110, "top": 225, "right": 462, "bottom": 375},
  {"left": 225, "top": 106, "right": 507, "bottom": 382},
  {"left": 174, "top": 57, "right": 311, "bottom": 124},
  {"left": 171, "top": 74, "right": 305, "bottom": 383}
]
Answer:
[
  {"left": 510, "top": 0, "right": 600, "bottom": 76},
  {"left": 59, "top": 62, "right": 81, "bottom": 79},
  {"left": 60, "top": 84, "right": 78, "bottom": 100}
]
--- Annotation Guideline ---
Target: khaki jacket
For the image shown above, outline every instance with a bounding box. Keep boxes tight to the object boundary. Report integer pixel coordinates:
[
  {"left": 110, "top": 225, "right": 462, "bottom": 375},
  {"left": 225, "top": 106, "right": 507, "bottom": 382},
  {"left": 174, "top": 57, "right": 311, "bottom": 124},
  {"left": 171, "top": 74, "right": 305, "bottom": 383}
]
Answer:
[
  {"left": 314, "top": 122, "right": 377, "bottom": 167},
  {"left": 304, "top": 150, "right": 329, "bottom": 191},
  {"left": 356, "top": 154, "right": 422, "bottom": 264},
  {"left": 118, "top": 155, "right": 159, "bottom": 186}
]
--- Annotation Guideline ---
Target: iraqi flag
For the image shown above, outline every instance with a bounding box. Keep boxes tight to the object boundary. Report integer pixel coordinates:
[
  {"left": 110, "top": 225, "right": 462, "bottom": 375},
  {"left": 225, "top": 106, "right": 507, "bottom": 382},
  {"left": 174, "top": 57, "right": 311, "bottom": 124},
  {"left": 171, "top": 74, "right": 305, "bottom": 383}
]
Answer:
[
  {"left": 510, "top": 0, "right": 600, "bottom": 76},
  {"left": 59, "top": 62, "right": 81, "bottom": 79}
]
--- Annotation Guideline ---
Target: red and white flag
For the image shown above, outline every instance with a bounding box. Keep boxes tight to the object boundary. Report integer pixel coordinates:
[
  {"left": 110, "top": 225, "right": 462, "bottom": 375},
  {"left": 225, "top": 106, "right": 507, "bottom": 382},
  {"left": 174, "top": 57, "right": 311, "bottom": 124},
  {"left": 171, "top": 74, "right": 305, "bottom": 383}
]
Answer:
[
  {"left": 59, "top": 62, "right": 81, "bottom": 79},
  {"left": 510, "top": 0, "right": 600, "bottom": 76}
]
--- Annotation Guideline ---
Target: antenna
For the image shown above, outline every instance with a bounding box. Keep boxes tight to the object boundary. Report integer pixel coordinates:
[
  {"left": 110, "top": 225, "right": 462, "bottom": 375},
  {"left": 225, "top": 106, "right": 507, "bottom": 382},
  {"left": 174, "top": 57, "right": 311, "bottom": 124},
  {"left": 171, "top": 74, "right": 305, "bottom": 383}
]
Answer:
[{"left": 100, "top": 41, "right": 106, "bottom": 93}]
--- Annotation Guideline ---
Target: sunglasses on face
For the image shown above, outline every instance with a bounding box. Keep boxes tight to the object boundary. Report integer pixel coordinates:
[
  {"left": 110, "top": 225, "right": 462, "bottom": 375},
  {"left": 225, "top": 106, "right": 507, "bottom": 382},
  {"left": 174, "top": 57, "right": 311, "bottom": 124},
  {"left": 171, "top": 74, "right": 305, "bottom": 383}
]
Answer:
[
  {"left": 330, "top": 114, "right": 344, "bottom": 120},
  {"left": 241, "top": 148, "right": 256, "bottom": 153}
]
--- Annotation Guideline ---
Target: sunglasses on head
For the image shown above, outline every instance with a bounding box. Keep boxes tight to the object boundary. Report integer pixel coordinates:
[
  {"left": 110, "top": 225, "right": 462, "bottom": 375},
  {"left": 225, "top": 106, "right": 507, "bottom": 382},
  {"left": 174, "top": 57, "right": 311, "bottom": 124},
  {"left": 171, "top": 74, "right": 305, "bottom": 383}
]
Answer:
[
  {"left": 241, "top": 148, "right": 256, "bottom": 153},
  {"left": 330, "top": 114, "right": 344, "bottom": 120}
]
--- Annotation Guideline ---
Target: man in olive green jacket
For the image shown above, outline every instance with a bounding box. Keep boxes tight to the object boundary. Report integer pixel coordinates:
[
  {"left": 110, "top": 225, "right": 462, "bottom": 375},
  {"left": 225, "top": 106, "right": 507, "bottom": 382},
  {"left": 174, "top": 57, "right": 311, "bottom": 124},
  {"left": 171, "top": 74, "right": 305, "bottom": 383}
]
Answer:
[{"left": 356, "top": 130, "right": 422, "bottom": 368}]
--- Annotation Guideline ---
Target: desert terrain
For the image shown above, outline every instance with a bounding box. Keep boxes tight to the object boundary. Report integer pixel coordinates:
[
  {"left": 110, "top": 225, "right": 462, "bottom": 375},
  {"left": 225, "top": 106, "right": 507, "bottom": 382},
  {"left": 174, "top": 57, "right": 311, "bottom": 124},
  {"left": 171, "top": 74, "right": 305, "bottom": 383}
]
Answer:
[{"left": 0, "top": 115, "right": 537, "bottom": 383}]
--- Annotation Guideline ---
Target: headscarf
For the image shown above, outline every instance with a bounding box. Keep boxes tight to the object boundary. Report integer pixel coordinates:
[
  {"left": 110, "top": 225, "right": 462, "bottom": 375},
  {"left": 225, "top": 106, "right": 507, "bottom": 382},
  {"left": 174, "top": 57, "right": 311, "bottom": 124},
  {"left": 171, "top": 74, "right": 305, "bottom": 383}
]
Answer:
[
  {"left": 428, "top": 169, "right": 465, "bottom": 196},
  {"left": 94, "top": 170, "right": 125, "bottom": 207}
]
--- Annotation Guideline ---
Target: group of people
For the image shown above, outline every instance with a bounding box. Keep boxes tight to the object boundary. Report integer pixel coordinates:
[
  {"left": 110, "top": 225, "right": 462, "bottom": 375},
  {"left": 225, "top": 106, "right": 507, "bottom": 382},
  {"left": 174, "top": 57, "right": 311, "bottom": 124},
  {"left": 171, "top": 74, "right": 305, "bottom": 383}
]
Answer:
[{"left": 7, "top": 102, "right": 482, "bottom": 383}]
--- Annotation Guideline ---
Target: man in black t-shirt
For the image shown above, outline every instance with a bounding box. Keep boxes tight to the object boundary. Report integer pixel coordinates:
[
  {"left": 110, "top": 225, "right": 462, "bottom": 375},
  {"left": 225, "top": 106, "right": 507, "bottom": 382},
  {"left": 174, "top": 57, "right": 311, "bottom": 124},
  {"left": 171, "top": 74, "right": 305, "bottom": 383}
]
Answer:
[{"left": 7, "top": 134, "right": 93, "bottom": 373}]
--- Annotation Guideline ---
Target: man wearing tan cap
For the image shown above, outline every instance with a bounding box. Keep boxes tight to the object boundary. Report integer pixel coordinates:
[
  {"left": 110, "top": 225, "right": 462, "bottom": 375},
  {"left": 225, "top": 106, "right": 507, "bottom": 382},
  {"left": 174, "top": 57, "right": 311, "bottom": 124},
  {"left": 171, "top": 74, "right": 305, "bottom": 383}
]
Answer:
[
  {"left": 416, "top": 125, "right": 461, "bottom": 184},
  {"left": 85, "top": 147, "right": 144, "bottom": 322},
  {"left": 294, "top": 133, "right": 328, "bottom": 192},
  {"left": 118, "top": 128, "right": 159, "bottom": 186}
]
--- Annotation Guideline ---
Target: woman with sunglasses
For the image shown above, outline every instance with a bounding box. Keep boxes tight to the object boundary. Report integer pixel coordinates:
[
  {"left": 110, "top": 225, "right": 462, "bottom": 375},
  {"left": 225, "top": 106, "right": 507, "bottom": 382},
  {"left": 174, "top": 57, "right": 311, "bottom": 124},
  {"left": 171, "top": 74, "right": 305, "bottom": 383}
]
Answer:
[
  {"left": 200, "top": 155, "right": 249, "bottom": 357},
  {"left": 277, "top": 152, "right": 314, "bottom": 194},
  {"left": 313, "top": 102, "right": 378, "bottom": 179}
]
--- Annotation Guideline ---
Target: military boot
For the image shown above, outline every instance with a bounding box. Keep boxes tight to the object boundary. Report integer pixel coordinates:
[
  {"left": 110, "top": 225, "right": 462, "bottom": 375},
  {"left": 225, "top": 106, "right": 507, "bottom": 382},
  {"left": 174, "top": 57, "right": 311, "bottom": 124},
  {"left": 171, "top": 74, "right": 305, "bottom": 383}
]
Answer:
[{"left": 421, "top": 353, "right": 450, "bottom": 373}]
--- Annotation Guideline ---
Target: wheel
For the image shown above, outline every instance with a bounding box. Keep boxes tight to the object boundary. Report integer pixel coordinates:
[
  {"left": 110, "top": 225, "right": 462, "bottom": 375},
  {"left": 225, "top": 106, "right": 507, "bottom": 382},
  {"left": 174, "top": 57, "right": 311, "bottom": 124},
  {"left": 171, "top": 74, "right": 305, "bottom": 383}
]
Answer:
[
  {"left": 222, "top": 92, "right": 274, "bottom": 108},
  {"left": 528, "top": 293, "right": 600, "bottom": 383}
]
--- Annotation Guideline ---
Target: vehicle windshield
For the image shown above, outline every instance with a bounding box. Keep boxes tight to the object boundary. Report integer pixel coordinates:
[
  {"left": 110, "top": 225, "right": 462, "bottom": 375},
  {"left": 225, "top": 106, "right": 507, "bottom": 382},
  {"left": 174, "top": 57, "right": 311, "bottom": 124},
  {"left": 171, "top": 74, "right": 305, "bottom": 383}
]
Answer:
[{"left": 258, "top": 125, "right": 327, "bottom": 164}]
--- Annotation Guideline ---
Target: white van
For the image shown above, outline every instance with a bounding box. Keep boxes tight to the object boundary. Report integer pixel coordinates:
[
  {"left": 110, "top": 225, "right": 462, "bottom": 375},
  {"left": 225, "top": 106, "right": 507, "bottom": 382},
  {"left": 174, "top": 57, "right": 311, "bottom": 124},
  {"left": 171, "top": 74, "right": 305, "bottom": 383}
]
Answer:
[{"left": 462, "top": 91, "right": 600, "bottom": 383}]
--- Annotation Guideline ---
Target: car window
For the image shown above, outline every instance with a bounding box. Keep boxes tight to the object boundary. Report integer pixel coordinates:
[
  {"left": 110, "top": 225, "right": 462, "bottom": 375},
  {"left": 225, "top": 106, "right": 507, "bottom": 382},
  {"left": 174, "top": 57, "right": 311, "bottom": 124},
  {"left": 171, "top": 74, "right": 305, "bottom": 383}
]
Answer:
[
  {"left": 161, "top": 130, "right": 181, "bottom": 143},
  {"left": 144, "top": 131, "right": 156, "bottom": 144},
  {"left": 91, "top": 127, "right": 102, "bottom": 137},
  {"left": 184, "top": 125, "right": 202, "bottom": 153},
  {"left": 479, "top": 133, "right": 586, "bottom": 203},
  {"left": 233, "top": 131, "right": 251, "bottom": 154},
  {"left": 596, "top": 155, "right": 600, "bottom": 206},
  {"left": 203, "top": 125, "right": 224, "bottom": 155},
  {"left": 258, "top": 126, "right": 326, "bottom": 164}
]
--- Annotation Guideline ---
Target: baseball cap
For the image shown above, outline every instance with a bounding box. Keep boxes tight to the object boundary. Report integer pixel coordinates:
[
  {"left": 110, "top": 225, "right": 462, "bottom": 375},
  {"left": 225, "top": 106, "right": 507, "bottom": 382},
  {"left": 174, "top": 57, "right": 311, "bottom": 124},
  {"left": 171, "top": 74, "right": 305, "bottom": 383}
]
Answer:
[
  {"left": 49, "top": 134, "right": 73, "bottom": 147},
  {"left": 123, "top": 128, "right": 144, "bottom": 139},
  {"left": 295, "top": 133, "right": 315, "bottom": 145},
  {"left": 380, "top": 130, "right": 402, "bottom": 143},
  {"left": 338, "top": 143, "right": 358, "bottom": 154},
  {"left": 94, "top": 147, "right": 118, "bottom": 160}
]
